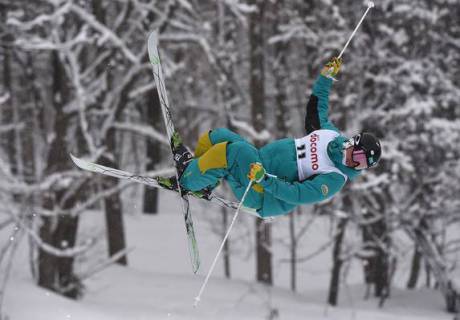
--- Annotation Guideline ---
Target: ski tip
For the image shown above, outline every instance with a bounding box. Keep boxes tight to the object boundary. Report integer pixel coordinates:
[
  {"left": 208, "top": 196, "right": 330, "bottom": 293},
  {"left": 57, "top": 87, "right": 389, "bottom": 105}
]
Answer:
[
  {"left": 193, "top": 265, "right": 200, "bottom": 275},
  {"left": 147, "top": 31, "right": 160, "bottom": 62},
  {"left": 148, "top": 30, "right": 159, "bottom": 43},
  {"left": 69, "top": 153, "right": 86, "bottom": 170},
  {"left": 69, "top": 154, "right": 105, "bottom": 174},
  {"left": 69, "top": 153, "right": 79, "bottom": 166}
]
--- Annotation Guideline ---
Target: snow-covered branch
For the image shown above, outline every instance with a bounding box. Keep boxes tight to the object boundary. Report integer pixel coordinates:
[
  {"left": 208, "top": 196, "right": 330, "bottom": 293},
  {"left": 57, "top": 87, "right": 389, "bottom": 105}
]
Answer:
[
  {"left": 78, "top": 247, "right": 135, "bottom": 281},
  {"left": 69, "top": 167, "right": 175, "bottom": 216},
  {"left": 229, "top": 117, "right": 272, "bottom": 142},
  {"left": 0, "top": 123, "right": 25, "bottom": 134},
  {"left": 0, "top": 222, "right": 24, "bottom": 315},
  {"left": 0, "top": 218, "right": 13, "bottom": 231},
  {"left": 59, "top": 33, "right": 98, "bottom": 155},
  {"left": 9, "top": 210, "right": 96, "bottom": 258},
  {"left": 0, "top": 170, "right": 83, "bottom": 195},
  {"left": 351, "top": 173, "right": 390, "bottom": 191},
  {"left": 0, "top": 93, "right": 10, "bottom": 105},
  {"left": 7, "top": 1, "right": 72, "bottom": 31},
  {"left": 279, "top": 235, "right": 335, "bottom": 264},
  {"left": 223, "top": 0, "right": 254, "bottom": 25},
  {"left": 112, "top": 122, "right": 169, "bottom": 146},
  {"left": 68, "top": 3, "right": 140, "bottom": 64}
]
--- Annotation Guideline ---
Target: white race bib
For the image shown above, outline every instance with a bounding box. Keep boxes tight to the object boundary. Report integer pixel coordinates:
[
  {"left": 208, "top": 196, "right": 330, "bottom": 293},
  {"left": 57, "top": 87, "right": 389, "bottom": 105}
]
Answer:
[{"left": 295, "top": 130, "right": 347, "bottom": 182}]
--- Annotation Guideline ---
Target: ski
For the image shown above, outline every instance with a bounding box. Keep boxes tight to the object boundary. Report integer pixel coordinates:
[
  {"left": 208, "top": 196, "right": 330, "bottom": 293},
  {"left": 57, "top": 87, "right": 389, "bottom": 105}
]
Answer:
[
  {"left": 70, "top": 154, "right": 241, "bottom": 210},
  {"left": 147, "top": 31, "right": 200, "bottom": 273}
]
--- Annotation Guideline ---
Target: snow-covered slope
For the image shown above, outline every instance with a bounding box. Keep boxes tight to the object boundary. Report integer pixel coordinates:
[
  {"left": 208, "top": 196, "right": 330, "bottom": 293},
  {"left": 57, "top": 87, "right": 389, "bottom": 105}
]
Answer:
[{"left": 2, "top": 190, "right": 453, "bottom": 320}]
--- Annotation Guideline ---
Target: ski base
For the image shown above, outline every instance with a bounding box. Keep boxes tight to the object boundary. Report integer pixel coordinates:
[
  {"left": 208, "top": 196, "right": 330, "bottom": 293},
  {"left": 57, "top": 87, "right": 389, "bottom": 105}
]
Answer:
[
  {"left": 70, "top": 154, "right": 240, "bottom": 210},
  {"left": 148, "top": 31, "right": 201, "bottom": 274}
]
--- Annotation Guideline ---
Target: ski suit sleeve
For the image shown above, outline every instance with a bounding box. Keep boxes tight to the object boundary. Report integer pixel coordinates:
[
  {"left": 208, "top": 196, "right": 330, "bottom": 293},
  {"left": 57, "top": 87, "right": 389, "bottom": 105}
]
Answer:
[
  {"left": 259, "top": 172, "right": 346, "bottom": 205},
  {"left": 304, "top": 75, "right": 339, "bottom": 133}
]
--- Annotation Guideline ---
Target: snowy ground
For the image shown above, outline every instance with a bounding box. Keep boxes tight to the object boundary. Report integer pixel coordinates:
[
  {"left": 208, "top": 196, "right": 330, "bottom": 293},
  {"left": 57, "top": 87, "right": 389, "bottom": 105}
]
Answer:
[{"left": 2, "top": 189, "right": 454, "bottom": 320}]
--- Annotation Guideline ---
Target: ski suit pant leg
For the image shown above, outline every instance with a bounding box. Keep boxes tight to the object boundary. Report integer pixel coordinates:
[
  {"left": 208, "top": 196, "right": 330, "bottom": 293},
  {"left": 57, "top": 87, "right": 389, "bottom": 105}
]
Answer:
[{"left": 179, "top": 132, "right": 264, "bottom": 210}]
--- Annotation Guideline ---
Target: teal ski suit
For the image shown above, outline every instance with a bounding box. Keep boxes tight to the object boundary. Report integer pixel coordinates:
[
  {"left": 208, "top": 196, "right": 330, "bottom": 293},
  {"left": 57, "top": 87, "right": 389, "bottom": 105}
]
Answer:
[{"left": 180, "top": 75, "right": 360, "bottom": 217}]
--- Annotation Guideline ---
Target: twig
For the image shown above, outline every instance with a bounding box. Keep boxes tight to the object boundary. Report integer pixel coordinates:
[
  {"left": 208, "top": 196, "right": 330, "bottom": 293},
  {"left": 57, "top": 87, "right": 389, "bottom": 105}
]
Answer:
[
  {"left": 0, "top": 218, "right": 13, "bottom": 230},
  {"left": 7, "top": 210, "right": 95, "bottom": 257},
  {"left": 278, "top": 230, "right": 339, "bottom": 264},
  {"left": 68, "top": 167, "right": 175, "bottom": 216},
  {"left": 60, "top": 248, "right": 134, "bottom": 294},
  {"left": 79, "top": 247, "right": 134, "bottom": 281},
  {"left": 0, "top": 224, "right": 24, "bottom": 317}
]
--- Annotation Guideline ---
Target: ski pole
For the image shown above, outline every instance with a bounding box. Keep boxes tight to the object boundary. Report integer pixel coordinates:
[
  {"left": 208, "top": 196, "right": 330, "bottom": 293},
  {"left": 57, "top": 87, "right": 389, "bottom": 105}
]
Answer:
[
  {"left": 338, "top": 1, "right": 375, "bottom": 59},
  {"left": 193, "top": 179, "right": 255, "bottom": 307}
]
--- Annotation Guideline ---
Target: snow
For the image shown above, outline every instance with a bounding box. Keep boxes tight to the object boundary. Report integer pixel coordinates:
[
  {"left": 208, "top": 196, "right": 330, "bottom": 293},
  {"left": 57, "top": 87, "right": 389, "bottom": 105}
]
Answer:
[
  {"left": 0, "top": 93, "right": 10, "bottom": 105},
  {"left": 3, "top": 0, "right": 460, "bottom": 318},
  {"left": 1, "top": 191, "right": 453, "bottom": 320}
]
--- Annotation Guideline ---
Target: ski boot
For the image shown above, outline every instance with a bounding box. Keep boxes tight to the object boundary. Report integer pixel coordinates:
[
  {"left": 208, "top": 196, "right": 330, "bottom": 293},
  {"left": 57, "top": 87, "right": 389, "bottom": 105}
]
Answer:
[
  {"left": 171, "top": 132, "right": 193, "bottom": 178},
  {"left": 156, "top": 176, "right": 179, "bottom": 191},
  {"left": 156, "top": 176, "right": 213, "bottom": 200}
]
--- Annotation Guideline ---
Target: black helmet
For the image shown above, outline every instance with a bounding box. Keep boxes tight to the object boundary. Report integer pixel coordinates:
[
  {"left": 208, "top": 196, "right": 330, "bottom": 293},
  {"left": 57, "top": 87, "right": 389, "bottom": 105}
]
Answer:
[{"left": 352, "top": 132, "right": 381, "bottom": 168}]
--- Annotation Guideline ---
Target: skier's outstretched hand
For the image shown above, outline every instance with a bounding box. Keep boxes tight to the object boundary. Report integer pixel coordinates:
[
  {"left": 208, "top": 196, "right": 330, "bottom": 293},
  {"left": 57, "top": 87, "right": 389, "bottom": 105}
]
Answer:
[
  {"left": 248, "top": 162, "right": 266, "bottom": 183},
  {"left": 320, "top": 57, "right": 342, "bottom": 79}
]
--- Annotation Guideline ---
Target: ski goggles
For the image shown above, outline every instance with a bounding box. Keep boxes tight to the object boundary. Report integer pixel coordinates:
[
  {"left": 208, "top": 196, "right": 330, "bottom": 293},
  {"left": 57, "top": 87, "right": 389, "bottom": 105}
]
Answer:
[
  {"left": 351, "top": 148, "right": 369, "bottom": 170},
  {"left": 344, "top": 137, "right": 371, "bottom": 170}
]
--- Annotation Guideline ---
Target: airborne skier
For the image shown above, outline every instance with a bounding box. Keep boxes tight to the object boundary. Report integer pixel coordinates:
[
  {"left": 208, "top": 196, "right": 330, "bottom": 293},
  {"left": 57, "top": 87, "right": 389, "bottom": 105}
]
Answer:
[
  {"left": 164, "top": 57, "right": 382, "bottom": 218},
  {"left": 69, "top": 2, "right": 379, "bottom": 302}
]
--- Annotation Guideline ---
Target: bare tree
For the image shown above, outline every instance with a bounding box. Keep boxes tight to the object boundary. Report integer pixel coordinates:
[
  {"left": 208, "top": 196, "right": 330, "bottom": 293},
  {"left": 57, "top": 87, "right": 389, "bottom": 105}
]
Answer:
[
  {"left": 142, "top": 89, "right": 161, "bottom": 214},
  {"left": 328, "top": 195, "right": 350, "bottom": 306},
  {"left": 38, "top": 50, "right": 83, "bottom": 298},
  {"left": 407, "top": 244, "right": 422, "bottom": 289},
  {"left": 248, "top": 0, "right": 272, "bottom": 286}
]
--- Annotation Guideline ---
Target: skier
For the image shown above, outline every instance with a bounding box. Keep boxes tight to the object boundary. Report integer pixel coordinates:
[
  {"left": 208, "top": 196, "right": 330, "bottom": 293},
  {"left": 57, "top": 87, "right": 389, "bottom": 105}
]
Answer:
[{"left": 164, "top": 57, "right": 382, "bottom": 218}]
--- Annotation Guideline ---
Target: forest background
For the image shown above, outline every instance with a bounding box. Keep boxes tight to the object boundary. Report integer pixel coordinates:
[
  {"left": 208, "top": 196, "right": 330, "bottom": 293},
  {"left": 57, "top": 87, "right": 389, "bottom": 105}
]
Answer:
[{"left": 0, "top": 0, "right": 459, "bottom": 318}]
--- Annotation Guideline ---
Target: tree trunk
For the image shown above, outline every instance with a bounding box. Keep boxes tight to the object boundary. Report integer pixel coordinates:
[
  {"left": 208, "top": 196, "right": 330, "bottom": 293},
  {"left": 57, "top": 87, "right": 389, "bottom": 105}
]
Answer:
[
  {"left": 248, "top": 0, "right": 272, "bottom": 286},
  {"left": 104, "top": 188, "right": 127, "bottom": 265},
  {"left": 409, "top": 224, "right": 460, "bottom": 313},
  {"left": 1, "top": 14, "right": 17, "bottom": 180},
  {"left": 23, "top": 53, "right": 41, "bottom": 184},
  {"left": 256, "top": 219, "right": 272, "bottom": 284},
  {"left": 210, "top": 1, "right": 234, "bottom": 280},
  {"left": 222, "top": 205, "right": 231, "bottom": 279},
  {"left": 143, "top": 89, "right": 161, "bottom": 214},
  {"left": 289, "top": 212, "right": 296, "bottom": 292},
  {"left": 249, "top": 0, "right": 266, "bottom": 132},
  {"left": 361, "top": 211, "right": 389, "bottom": 299},
  {"left": 425, "top": 260, "right": 432, "bottom": 288},
  {"left": 39, "top": 190, "right": 81, "bottom": 299},
  {"left": 100, "top": 131, "right": 128, "bottom": 266},
  {"left": 407, "top": 245, "right": 422, "bottom": 289},
  {"left": 55, "top": 214, "right": 80, "bottom": 298},
  {"left": 38, "top": 215, "right": 56, "bottom": 291},
  {"left": 328, "top": 217, "right": 348, "bottom": 306},
  {"left": 38, "top": 51, "right": 81, "bottom": 299},
  {"left": 92, "top": 0, "right": 128, "bottom": 265},
  {"left": 374, "top": 224, "right": 389, "bottom": 298},
  {"left": 271, "top": 0, "right": 289, "bottom": 137},
  {"left": 270, "top": 0, "right": 294, "bottom": 290}
]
